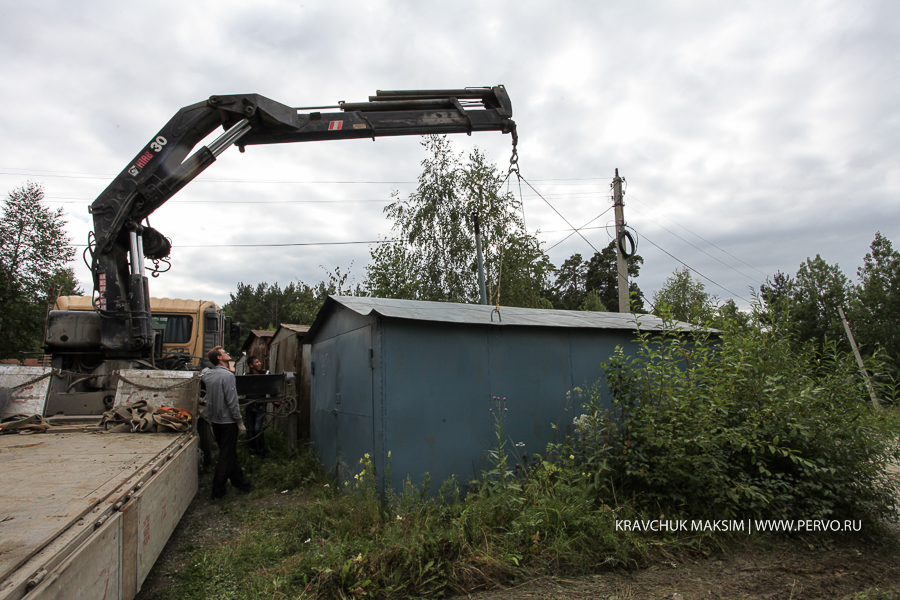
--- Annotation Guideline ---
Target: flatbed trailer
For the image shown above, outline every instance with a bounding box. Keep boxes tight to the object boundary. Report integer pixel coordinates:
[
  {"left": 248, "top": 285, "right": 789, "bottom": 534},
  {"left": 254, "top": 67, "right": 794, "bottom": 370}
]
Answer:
[{"left": 0, "top": 367, "right": 200, "bottom": 600}]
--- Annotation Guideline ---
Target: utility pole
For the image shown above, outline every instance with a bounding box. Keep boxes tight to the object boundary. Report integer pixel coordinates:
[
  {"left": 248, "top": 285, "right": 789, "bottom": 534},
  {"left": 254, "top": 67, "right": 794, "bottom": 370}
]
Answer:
[
  {"left": 473, "top": 212, "right": 488, "bottom": 305},
  {"left": 838, "top": 306, "right": 881, "bottom": 409},
  {"left": 613, "top": 169, "right": 629, "bottom": 313}
]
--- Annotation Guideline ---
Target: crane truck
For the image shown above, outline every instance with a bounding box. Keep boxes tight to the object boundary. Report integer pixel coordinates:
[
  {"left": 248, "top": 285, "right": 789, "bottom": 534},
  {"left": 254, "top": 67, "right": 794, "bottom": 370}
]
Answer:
[{"left": 0, "top": 87, "right": 516, "bottom": 600}]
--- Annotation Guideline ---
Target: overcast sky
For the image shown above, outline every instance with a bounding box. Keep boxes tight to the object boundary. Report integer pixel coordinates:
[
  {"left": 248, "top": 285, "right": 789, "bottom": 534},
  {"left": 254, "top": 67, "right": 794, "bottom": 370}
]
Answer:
[{"left": 1, "top": 0, "right": 898, "bottom": 311}]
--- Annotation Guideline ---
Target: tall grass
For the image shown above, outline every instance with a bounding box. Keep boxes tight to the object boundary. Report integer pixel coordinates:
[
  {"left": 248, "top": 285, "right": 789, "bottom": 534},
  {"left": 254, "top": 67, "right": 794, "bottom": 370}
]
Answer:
[
  {"left": 164, "top": 446, "right": 647, "bottom": 600},
  {"left": 163, "top": 302, "right": 899, "bottom": 599}
]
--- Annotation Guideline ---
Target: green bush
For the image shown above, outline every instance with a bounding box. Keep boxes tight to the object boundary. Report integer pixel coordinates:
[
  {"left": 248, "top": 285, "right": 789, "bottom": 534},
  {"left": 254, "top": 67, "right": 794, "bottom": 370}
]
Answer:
[{"left": 582, "top": 303, "right": 900, "bottom": 521}]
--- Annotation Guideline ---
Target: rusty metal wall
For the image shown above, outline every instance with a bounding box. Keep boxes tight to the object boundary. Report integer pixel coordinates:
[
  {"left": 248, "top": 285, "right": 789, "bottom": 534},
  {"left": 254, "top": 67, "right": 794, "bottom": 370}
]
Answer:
[
  {"left": 246, "top": 338, "right": 270, "bottom": 364},
  {"left": 270, "top": 330, "right": 301, "bottom": 374},
  {"left": 267, "top": 327, "right": 310, "bottom": 450}
]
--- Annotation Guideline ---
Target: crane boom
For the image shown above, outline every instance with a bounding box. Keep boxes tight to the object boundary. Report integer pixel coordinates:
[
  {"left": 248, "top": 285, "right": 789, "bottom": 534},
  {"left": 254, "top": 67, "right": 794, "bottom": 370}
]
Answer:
[{"left": 83, "top": 86, "right": 515, "bottom": 356}]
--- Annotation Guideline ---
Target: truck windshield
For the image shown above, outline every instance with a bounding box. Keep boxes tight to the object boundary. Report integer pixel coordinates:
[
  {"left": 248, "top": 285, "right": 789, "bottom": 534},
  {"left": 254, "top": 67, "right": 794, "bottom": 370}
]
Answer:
[{"left": 151, "top": 315, "right": 193, "bottom": 344}]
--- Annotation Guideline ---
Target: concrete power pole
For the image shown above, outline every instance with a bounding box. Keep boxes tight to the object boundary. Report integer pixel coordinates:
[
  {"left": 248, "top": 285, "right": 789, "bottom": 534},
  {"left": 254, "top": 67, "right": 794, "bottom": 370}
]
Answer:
[{"left": 613, "top": 169, "right": 629, "bottom": 313}]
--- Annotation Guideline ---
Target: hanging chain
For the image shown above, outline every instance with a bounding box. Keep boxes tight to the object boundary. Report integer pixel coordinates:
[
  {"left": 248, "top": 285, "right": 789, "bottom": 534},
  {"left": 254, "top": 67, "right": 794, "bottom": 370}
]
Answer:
[
  {"left": 507, "top": 124, "right": 520, "bottom": 179},
  {"left": 116, "top": 373, "right": 199, "bottom": 391},
  {"left": 4, "top": 368, "right": 199, "bottom": 393},
  {"left": 6, "top": 369, "right": 56, "bottom": 391}
]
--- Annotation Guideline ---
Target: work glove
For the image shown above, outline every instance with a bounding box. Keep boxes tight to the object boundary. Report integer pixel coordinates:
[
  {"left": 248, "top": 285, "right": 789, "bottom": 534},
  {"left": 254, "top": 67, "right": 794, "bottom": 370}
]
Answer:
[{"left": 238, "top": 423, "right": 247, "bottom": 436}]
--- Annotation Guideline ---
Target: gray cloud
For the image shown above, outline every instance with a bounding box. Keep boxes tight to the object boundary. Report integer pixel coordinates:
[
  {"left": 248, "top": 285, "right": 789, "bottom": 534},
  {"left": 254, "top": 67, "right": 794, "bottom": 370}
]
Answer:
[{"left": 1, "top": 0, "right": 898, "bottom": 311}]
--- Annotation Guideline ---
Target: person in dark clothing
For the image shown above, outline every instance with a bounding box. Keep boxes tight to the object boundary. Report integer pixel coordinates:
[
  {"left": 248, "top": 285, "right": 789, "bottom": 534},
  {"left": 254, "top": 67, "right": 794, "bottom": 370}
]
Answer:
[
  {"left": 203, "top": 345, "right": 252, "bottom": 499},
  {"left": 245, "top": 356, "right": 268, "bottom": 457}
]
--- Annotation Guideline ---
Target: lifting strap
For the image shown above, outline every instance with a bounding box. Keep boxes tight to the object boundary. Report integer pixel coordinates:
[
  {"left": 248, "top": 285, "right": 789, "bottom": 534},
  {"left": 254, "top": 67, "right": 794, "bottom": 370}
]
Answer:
[
  {"left": 99, "top": 400, "right": 192, "bottom": 433},
  {"left": 0, "top": 414, "right": 50, "bottom": 435}
]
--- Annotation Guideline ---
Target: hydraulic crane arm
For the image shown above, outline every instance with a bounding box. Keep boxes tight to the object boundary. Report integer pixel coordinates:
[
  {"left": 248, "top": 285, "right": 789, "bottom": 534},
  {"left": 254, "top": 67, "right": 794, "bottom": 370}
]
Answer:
[{"left": 86, "top": 86, "right": 515, "bottom": 355}]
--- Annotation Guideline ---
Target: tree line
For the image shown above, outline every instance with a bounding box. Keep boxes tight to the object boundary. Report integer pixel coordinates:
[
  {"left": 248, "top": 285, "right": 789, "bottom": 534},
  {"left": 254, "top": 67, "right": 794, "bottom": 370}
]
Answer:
[
  {"left": 224, "top": 136, "right": 650, "bottom": 335},
  {"left": 0, "top": 183, "right": 80, "bottom": 359},
  {"left": 4, "top": 139, "right": 898, "bottom": 390},
  {"left": 222, "top": 138, "right": 899, "bottom": 390},
  {"left": 761, "top": 233, "right": 900, "bottom": 384}
]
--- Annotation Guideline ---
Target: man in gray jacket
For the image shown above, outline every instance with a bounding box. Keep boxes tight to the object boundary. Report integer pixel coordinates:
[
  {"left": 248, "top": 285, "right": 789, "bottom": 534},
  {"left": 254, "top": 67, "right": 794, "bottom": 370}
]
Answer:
[{"left": 203, "top": 346, "right": 252, "bottom": 499}]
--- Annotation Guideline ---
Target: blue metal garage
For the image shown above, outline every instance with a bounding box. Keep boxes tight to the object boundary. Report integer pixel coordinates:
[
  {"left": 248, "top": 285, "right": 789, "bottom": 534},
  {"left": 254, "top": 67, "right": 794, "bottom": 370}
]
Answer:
[{"left": 305, "top": 296, "right": 688, "bottom": 493}]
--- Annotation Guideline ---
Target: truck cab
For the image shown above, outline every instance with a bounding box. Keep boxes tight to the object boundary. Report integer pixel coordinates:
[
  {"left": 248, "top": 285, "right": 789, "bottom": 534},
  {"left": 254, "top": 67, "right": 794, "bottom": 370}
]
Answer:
[
  {"left": 52, "top": 296, "right": 227, "bottom": 369},
  {"left": 42, "top": 296, "right": 235, "bottom": 416}
]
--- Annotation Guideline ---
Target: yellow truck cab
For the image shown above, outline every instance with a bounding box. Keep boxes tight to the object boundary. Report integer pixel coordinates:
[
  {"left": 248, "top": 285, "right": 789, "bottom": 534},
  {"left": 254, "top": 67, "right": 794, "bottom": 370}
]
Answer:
[{"left": 53, "top": 296, "right": 226, "bottom": 368}]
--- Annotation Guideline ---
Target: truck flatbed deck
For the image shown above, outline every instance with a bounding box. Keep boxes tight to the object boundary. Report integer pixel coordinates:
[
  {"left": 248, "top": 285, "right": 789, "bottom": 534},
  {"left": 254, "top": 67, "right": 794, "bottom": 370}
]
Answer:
[{"left": 0, "top": 430, "right": 197, "bottom": 600}]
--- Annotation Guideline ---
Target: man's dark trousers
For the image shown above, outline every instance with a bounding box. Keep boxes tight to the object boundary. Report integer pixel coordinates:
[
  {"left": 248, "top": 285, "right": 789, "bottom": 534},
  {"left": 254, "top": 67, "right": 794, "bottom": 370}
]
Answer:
[{"left": 211, "top": 422, "right": 251, "bottom": 498}]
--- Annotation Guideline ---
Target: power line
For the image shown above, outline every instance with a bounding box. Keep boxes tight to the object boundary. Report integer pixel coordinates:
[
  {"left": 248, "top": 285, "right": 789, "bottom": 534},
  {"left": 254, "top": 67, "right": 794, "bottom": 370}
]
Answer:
[
  {"left": 541, "top": 225, "right": 613, "bottom": 234},
  {"left": 519, "top": 176, "right": 600, "bottom": 255},
  {"left": 185, "top": 240, "right": 398, "bottom": 248},
  {"left": 633, "top": 227, "right": 751, "bottom": 304},
  {"left": 521, "top": 177, "right": 609, "bottom": 182},
  {"left": 1, "top": 166, "right": 622, "bottom": 186},
  {"left": 9, "top": 163, "right": 766, "bottom": 298},
  {"left": 49, "top": 198, "right": 396, "bottom": 205},
  {"left": 71, "top": 239, "right": 399, "bottom": 249},
  {"left": 628, "top": 193, "right": 768, "bottom": 279},
  {"left": 40, "top": 190, "right": 613, "bottom": 204},
  {"left": 0, "top": 168, "right": 414, "bottom": 184},
  {"left": 544, "top": 207, "right": 614, "bottom": 252},
  {"left": 626, "top": 203, "right": 764, "bottom": 286},
  {"left": 1, "top": 164, "right": 616, "bottom": 181}
]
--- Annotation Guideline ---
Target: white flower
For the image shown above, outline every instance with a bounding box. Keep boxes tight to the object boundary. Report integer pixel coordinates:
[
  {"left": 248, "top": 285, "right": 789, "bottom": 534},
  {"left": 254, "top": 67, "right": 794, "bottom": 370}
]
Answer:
[{"left": 573, "top": 414, "right": 592, "bottom": 435}]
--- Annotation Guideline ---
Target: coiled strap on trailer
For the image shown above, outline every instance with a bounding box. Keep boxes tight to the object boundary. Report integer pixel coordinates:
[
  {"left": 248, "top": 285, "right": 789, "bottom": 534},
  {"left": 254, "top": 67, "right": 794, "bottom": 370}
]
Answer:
[
  {"left": 0, "top": 414, "right": 50, "bottom": 434},
  {"left": 99, "top": 400, "right": 192, "bottom": 433}
]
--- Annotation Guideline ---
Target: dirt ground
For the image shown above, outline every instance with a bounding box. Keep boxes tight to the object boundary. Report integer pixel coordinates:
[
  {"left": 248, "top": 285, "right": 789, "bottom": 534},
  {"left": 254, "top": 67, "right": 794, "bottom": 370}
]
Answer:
[
  {"left": 136, "top": 484, "right": 900, "bottom": 600},
  {"left": 444, "top": 537, "right": 900, "bottom": 600}
]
